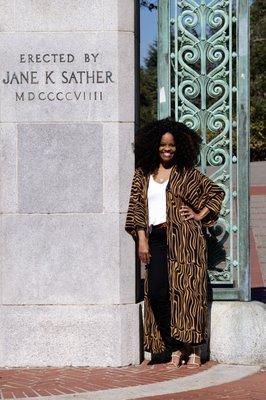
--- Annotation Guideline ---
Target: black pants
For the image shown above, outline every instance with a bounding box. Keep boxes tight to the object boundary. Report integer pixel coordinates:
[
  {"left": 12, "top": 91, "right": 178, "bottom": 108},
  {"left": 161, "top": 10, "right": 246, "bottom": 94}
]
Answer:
[
  {"left": 148, "top": 226, "right": 201, "bottom": 351},
  {"left": 148, "top": 226, "right": 173, "bottom": 352}
]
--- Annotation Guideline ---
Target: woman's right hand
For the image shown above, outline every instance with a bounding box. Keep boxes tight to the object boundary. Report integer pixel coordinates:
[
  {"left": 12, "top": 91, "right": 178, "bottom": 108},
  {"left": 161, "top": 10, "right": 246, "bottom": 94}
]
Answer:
[{"left": 138, "top": 237, "right": 151, "bottom": 265}]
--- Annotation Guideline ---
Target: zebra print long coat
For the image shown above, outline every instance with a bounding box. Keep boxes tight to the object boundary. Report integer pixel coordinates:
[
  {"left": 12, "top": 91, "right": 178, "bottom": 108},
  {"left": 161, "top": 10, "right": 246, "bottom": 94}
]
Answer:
[{"left": 125, "top": 165, "right": 225, "bottom": 351}]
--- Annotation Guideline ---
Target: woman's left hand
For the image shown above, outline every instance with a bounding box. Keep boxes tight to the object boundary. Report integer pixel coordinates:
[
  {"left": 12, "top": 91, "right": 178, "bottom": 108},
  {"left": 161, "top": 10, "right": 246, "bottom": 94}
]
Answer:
[{"left": 180, "top": 205, "right": 201, "bottom": 221}]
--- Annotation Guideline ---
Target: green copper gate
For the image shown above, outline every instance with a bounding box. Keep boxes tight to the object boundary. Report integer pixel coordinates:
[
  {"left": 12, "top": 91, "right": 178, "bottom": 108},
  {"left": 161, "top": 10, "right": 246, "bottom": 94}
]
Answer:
[{"left": 158, "top": 0, "right": 250, "bottom": 300}]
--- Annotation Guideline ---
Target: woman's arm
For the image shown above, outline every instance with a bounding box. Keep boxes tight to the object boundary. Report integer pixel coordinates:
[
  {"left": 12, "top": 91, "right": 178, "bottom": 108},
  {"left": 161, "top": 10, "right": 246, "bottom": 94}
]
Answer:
[
  {"left": 137, "top": 229, "right": 151, "bottom": 264},
  {"left": 125, "top": 168, "right": 147, "bottom": 238},
  {"left": 180, "top": 205, "right": 210, "bottom": 221},
  {"left": 180, "top": 169, "right": 225, "bottom": 225},
  {"left": 196, "top": 171, "right": 225, "bottom": 226}
]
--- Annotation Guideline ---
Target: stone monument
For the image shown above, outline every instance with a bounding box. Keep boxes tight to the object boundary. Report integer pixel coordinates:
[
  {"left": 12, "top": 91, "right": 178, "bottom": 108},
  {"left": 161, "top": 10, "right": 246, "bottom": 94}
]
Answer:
[{"left": 0, "top": 0, "right": 140, "bottom": 367}]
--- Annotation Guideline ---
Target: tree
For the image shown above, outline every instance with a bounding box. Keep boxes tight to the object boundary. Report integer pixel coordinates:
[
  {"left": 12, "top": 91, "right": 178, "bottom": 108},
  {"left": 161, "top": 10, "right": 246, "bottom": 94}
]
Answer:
[
  {"left": 140, "top": 1, "right": 157, "bottom": 11},
  {"left": 140, "top": 42, "right": 157, "bottom": 126},
  {"left": 250, "top": 0, "right": 266, "bottom": 160}
]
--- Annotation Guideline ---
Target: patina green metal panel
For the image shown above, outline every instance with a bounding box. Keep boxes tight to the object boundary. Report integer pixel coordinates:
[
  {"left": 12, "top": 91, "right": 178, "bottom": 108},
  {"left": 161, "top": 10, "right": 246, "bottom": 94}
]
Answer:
[{"left": 157, "top": 0, "right": 250, "bottom": 300}]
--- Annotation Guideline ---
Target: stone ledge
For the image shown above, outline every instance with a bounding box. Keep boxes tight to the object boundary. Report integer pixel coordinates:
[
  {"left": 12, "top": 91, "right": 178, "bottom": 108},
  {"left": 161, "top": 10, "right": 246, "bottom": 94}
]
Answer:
[{"left": 0, "top": 304, "right": 141, "bottom": 367}]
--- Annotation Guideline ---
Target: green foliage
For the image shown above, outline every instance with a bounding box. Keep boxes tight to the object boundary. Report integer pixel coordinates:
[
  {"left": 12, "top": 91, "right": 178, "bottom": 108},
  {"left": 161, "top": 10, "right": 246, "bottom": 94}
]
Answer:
[
  {"left": 140, "top": 1, "right": 157, "bottom": 11},
  {"left": 250, "top": 0, "right": 266, "bottom": 160},
  {"left": 140, "top": 42, "right": 157, "bottom": 126}
]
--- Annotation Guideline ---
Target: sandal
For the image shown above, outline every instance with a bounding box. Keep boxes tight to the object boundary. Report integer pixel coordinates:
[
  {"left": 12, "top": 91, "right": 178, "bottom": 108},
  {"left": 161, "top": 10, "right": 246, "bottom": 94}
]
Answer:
[
  {"left": 187, "top": 350, "right": 201, "bottom": 369},
  {"left": 171, "top": 344, "right": 191, "bottom": 368},
  {"left": 171, "top": 350, "right": 182, "bottom": 366}
]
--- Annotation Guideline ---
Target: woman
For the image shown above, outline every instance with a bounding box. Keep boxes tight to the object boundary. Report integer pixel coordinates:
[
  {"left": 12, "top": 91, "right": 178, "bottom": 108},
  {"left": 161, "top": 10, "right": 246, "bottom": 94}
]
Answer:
[{"left": 125, "top": 118, "right": 225, "bottom": 367}]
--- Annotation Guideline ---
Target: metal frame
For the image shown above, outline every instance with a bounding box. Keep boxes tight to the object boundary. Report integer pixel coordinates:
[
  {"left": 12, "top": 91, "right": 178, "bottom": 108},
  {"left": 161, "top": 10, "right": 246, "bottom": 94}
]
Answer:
[
  {"left": 237, "top": 0, "right": 250, "bottom": 301},
  {"left": 157, "top": 0, "right": 171, "bottom": 118}
]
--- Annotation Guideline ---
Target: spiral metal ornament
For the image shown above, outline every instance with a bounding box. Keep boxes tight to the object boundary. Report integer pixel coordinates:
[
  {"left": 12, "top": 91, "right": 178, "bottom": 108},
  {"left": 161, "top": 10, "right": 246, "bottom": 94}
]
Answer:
[{"left": 171, "top": 0, "right": 236, "bottom": 283}]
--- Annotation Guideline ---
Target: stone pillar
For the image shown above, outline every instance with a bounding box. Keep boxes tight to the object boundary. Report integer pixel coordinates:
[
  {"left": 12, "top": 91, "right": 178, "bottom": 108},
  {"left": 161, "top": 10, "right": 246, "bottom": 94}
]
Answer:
[{"left": 0, "top": 0, "right": 139, "bottom": 367}]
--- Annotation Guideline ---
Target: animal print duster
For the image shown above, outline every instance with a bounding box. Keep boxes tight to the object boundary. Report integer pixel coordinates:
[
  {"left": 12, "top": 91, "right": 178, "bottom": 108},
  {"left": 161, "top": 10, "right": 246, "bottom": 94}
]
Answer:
[{"left": 125, "top": 166, "right": 225, "bottom": 352}]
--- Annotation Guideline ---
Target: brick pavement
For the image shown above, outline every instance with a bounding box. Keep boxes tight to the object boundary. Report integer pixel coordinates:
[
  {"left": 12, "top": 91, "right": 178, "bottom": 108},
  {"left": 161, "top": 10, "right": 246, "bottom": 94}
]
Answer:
[
  {"left": 251, "top": 229, "right": 264, "bottom": 288},
  {"left": 0, "top": 361, "right": 215, "bottom": 399},
  {"left": 0, "top": 363, "right": 264, "bottom": 400},
  {"left": 135, "top": 369, "right": 266, "bottom": 400},
  {"left": 0, "top": 364, "right": 264, "bottom": 400},
  {"left": 251, "top": 191, "right": 266, "bottom": 287},
  {"left": 250, "top": 161, "right": 266, "bottom": 288}
]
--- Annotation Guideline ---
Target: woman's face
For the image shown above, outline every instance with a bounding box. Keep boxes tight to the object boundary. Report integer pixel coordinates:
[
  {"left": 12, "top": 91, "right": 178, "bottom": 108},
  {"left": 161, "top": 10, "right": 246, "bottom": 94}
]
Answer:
[{"left": 158, "top": 132, "right": 176, "bottom": 164}]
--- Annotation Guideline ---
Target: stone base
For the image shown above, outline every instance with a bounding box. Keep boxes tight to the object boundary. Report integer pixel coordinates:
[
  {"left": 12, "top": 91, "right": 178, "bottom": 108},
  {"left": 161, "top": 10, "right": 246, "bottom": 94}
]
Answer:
[
  {"left": 0, "top": 304, "right": 141, "bottom": 367},
  {"left": 210, "top": 301, "right": 266, "bottom": 365}
]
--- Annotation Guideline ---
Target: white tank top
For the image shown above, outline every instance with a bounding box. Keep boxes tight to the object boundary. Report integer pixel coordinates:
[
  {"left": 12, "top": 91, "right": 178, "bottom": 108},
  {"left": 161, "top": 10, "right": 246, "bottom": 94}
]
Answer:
[{"left": 148, "top": 175, "right": 168, "bottom": 227}]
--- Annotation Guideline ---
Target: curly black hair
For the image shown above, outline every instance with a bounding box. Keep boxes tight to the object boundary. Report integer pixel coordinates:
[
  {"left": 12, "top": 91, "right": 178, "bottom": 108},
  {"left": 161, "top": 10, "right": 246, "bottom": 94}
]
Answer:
[{"left": 135, "top": 117, "right": 202, "bottom": 175}]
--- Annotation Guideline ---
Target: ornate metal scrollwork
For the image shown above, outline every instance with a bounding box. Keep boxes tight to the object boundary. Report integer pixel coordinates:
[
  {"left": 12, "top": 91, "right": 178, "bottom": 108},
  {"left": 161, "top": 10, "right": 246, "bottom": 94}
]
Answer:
[{"left": 172, "top": 0, "right": 236, "bottom": 283}]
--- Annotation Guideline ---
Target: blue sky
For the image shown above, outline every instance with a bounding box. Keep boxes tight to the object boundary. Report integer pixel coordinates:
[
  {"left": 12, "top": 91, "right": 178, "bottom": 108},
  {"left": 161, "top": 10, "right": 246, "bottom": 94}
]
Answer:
[{"left": 140, "top": 6, "right": 157, "bottom": 66}]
